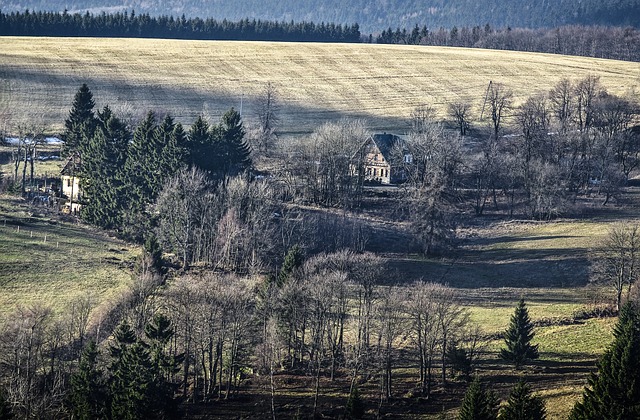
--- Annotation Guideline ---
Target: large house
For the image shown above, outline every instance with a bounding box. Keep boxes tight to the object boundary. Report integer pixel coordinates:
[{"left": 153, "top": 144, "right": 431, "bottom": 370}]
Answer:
[
  {"left": 352, "top": 133, "right": 412, "bottom": 184},
  {"left": 60, "top": 154, "right": 83, "bottom": 213}
]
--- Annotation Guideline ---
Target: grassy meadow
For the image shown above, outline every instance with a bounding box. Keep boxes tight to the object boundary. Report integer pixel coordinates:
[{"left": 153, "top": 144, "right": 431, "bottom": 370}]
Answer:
[
  {"left": 0, "top": 37, "right": 639, "bottom": 135},
  {"left": 0, "top": 194, "right": 138, "bottom": 321}
]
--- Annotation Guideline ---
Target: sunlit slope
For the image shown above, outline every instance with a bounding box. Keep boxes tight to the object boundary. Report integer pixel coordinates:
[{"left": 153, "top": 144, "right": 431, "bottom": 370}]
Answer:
[{"left": 1, "top": 37, "right": 639, "bottom": 133}]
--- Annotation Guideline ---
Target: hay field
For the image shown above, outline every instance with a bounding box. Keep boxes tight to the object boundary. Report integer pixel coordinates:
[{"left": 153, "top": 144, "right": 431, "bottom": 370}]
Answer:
[{"left": 1, "top": 37, "right": 639, "bottom": 134}]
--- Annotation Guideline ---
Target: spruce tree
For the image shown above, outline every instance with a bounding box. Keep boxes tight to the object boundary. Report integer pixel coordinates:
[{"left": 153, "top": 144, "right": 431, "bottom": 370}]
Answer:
[
  {"left": 277, "top": 244, "right": 304, "bottom": 287},
  {"left": 499, "top": 379, "right": 546, "bottom": 420},
  {"left": 143, "top": 234, "right": 163, "bottom": 272},
  {"left": 217, "top": 107, "right": 252, "bottom": 176},
  {"left": 569, "top": 302, "right": 640, "bottom": 419},
  {"left": 109, "top": 322, "right": 156, "bottom": 420},
  {"left": 80, "top": 106, "right": 130, "bottom": 230},
  {"left": 62, "top": 83, "right": 97, "bottom": 157},
  {"left": 187, "top": 115, "right": 215, "bottom": 172},
  {"left": 70, "top": 340, "right": 107, "bottom": 420},
  {"left": 501, "top": 298, "right": 539, "bottom": 368},
  {"left": 156, "top": 114, "right": 186, "bottom": 181},
  {"left": 123, "top": 111, "right": 159, "bottom": 214},
  {"left": 458, "top": 376, "right": 499, "bottom": 420},
  {"left": 144, "top": 314, "right": 182, "bottom": 416},
  {"left": 144, "top": 313, "right": 182, "bottom": 382}
]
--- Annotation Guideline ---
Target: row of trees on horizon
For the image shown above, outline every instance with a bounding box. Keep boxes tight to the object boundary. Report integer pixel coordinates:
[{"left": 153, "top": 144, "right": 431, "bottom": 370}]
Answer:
[
  {"left": 1, "top": 9, "right": 639, "bottom": 62},
  {"left": 1, "top": 0, "right": 639, "bottom": 32},
  {"left": 376, "top": 24, "right": 640, "bottom": 62},
  {"left": 0, "top": 9, "right": 362, "bottom": 43}
]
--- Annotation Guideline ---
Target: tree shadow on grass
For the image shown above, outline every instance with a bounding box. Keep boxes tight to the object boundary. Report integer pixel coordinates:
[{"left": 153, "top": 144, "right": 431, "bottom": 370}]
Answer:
[{"left": 388, "top": 250, "right": 590, "bottom": 289}]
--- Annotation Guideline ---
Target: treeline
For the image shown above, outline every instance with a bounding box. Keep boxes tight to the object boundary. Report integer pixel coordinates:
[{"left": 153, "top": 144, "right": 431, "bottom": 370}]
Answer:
[
  {"left": 376, "top": 24, "right": 640, "bottom": 62},
  {"left": 2, "top": 0, "right": 639, "bottom": 34},
  {"left": 0, "top": 9, "right": 361, "bottom": 42}
]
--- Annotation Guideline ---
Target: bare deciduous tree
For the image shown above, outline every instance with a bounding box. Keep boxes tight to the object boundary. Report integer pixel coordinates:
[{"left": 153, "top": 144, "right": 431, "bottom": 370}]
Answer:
[
  {"left": 373, "top": 285, "right": 406, "bottom": 403},
  {"left": 591, "top": 223, "right": 640, "bottom": 311},
  {"left": 448, "top": 102, "right": 472, "bottom": 136},
  {"left": 574, "top": 75, "right": 602, "bottom": 132},
  {"left": 254, "top": 82, "right": 280, "bottom": 155},
  {"left": 407, "top": 281, "right": 441, "bottom": 397},
  {"left": 549, "top": 78, "right": 574, "bottom": 133},
  {"left": 288, "top": 119, "right": 369, "bottom": 207},
  {"left": 156, "top": 167, "right": 216, "bottom": 269},
  {"left": 487, "top": 82, "right": 513, "bottom": 140}
]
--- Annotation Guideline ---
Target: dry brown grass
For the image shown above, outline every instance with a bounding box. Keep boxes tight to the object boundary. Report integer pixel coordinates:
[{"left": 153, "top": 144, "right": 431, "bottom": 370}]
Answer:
[{"left": 1, "top": 37, "right": 639, "bottom": 135}]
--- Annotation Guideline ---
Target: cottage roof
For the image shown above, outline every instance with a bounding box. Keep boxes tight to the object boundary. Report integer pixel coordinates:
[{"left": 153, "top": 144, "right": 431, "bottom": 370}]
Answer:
[
  {"left": 60, "top": 153, "right": 82, "bottom": 176},
  {"left": 370, "top": 133, "right": 403, "bottom": 162},
  {"left": 351, "top": 133, "right": 407, "bottom": 163}
]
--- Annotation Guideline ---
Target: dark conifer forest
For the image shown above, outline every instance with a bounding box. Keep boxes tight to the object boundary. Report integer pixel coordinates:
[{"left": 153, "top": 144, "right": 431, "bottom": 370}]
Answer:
[
  {"left": 0, "top": 9, "right": 362, "bottom": 42},
  {"left": 1, "top": 0, "right": 639, "bottom": 33},
  {"left": 1, "top": 9, "right": 639, "bottom": 62}
]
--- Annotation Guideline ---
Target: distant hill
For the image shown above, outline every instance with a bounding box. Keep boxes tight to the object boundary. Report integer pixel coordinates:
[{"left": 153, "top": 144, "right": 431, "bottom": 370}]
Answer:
[{"left": 1, "top": 0, "right": 639, "bottom": 33}]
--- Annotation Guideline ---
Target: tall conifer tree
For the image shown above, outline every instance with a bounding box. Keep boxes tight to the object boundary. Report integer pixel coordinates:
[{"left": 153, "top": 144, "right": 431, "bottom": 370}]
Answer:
[
  {"left": 501, "top": 299, "right": 539, "bottom": 368},
  {"left": 81, "top": 106, "right": 130, "bottom": 229},
  {"left": 217, "top": 107, "right": 252, "bottom": 176},
  {"left": 277, "top": 244, "right": 304, "bottom": 287},
  {"left": 187, "top": 115, "right": 215, "bottom": 172},
  {"left": 62, "top": 83, "right": 97, "bottom": 157},
  {"left": 569, "top": 302, "right": 640, "bottom": 419},
  {"left": 124, "top": 111, "right": 159, "bottom": 213},
  {"left": 458, "top": 376, "right": 499, "bottom": 420},
  {"left": 156, "top": 115, "right": 186, "bottom": 181},
  {"left": 109, "top": 322, "right": 156, "bottom": 420},
  {"left": 499, "top": 379, "right": 546, "bottom": 420},
  {"left": 70, "top": 340, "right": 107, "bottom": 420}
]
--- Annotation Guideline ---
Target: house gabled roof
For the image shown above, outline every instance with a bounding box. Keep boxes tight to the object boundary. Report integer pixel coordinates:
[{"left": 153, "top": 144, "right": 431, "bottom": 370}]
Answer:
[
  {"left": 60, "top": 153, "right": 82, "bottom": 176},
  {"left": 370, "top": 133, "right": 403, "bottom": 162}
]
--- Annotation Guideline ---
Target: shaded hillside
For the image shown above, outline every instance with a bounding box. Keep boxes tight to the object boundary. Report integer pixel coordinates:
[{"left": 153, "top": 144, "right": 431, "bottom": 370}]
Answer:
[{"left": 1, "top": 0, "right": 639, "bottom": 33}]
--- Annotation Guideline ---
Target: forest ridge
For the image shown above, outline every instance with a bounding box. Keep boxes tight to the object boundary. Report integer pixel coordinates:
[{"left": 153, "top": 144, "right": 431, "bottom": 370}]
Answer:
[{"left": 1, "top": 0, "right": 639, "bottom": 33}]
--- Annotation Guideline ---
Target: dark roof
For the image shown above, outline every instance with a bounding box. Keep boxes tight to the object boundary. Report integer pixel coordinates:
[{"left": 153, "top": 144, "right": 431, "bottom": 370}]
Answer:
[
  {"left": 370, "top": 133, "right": 403, "bottom": 161},
  {"left": 60, "top": 153, "right": 82, "bottom": 176}
]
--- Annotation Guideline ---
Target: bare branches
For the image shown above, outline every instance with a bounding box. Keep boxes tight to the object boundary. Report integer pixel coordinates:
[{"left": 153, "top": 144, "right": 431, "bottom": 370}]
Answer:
[{"left": 591, "top": 223, "right": 640, "bottom": 311}]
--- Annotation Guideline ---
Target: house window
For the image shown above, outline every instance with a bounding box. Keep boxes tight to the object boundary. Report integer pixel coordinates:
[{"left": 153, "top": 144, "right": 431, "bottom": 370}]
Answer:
[
  {"left": 366, "top": 168, "right": 371, "bottom": 175},
  {"left": 66, "top": 179, "right": 72, "bottom": 187},
  {"left": 404, "top": 154, "right": 413, "bottom": 164}
]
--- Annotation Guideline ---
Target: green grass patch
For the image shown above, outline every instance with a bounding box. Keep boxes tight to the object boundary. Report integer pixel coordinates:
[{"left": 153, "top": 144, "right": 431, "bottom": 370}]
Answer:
[
  {"left": 536, "top": 317, "right": 615, "bottom": 360},
  {"left": 0, "top": 194, "right": 138, "bottom": 320}
]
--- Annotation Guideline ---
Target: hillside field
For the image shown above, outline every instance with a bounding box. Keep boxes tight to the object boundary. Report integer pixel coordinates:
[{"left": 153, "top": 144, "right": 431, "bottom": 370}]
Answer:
[
  {"left": 0, "top": 194, "right": 138, "bottom": 321},
  {"left": 1, "top": 37, "right": 639, "bottom": 135}
]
